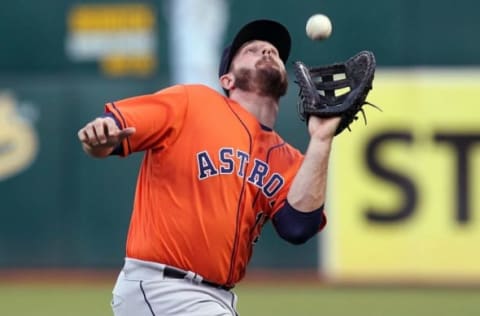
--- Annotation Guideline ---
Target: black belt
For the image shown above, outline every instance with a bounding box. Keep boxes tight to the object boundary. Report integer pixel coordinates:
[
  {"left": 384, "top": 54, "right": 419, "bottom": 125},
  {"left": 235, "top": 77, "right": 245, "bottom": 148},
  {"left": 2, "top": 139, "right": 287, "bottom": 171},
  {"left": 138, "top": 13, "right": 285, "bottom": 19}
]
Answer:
[{"left": 163, "top": 266, "right": 234, "bottom": 291}]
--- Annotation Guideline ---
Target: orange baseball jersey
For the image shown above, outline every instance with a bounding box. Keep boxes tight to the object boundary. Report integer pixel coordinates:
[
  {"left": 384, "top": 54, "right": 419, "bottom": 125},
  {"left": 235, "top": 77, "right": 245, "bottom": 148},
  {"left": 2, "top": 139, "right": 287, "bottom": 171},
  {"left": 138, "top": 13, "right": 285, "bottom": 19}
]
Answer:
[{"left": 106, "top": 84, "right": 318, "bottom": 286}]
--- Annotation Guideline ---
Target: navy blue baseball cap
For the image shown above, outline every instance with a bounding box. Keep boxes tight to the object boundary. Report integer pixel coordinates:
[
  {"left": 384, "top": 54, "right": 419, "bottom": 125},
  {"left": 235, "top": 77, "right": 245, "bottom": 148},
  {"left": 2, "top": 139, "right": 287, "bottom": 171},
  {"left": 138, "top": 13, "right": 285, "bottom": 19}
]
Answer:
[{"left": 218, "top": 19, "right": 291, "bottom": 78}]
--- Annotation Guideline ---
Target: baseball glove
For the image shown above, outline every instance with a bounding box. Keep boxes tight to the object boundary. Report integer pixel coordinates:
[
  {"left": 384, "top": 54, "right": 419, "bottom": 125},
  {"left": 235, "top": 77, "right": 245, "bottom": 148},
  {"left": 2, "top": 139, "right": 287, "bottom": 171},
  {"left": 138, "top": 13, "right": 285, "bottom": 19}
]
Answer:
[{"left": 293, "top": 50, "right": 378, "bottom": 135}]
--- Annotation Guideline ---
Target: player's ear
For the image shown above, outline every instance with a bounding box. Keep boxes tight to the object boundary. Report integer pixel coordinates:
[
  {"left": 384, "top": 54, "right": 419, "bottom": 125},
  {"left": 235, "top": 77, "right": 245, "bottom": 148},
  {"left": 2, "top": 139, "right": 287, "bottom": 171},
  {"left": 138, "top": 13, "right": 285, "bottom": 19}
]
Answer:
[{"left": 220, "top": 73, "right": 234, "bottom": 91}]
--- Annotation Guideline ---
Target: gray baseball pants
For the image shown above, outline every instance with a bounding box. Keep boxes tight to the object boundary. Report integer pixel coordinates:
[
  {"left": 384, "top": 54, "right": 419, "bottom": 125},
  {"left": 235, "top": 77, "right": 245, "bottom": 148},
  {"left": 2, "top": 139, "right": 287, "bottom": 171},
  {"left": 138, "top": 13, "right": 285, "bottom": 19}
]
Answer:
[{"left": 111, "top": 258, "right": 239, "bottom": 316}]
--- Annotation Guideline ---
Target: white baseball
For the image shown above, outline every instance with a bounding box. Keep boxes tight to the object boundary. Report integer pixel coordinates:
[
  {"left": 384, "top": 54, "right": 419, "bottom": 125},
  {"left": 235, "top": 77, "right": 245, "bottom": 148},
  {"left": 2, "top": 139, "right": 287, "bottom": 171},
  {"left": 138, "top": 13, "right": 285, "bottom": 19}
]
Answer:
[{"left": 306, "top": 14, "right": 332, "bottom": 41}]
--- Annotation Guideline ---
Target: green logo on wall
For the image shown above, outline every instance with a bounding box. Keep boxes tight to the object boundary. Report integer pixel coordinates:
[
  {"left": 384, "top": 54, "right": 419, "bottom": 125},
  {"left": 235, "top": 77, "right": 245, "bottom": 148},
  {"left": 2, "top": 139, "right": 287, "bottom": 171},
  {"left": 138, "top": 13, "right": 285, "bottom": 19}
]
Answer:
[{"left": 0, "top": 93, "right": 38, "bottom": 181}]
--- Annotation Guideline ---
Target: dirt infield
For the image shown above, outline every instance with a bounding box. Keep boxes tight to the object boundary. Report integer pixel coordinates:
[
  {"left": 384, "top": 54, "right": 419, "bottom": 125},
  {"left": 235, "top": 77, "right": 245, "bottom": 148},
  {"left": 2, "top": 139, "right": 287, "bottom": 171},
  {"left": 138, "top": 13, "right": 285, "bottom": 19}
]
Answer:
[
  {"left": 2, "top": 268, "right": 480, "bottom": 288},
  {"left": 0, "top": 268, "right": 322, "bottom": 285},
  {"left": 0, "top": 268, "right": 118, "bottom": 284}
]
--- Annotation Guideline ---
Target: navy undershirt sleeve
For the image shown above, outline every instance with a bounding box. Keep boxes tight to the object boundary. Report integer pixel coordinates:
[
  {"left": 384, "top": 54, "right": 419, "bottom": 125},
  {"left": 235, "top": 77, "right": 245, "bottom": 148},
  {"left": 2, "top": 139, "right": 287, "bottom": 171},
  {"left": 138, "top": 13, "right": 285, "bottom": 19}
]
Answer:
[
  {"left": 101, "top": 113, "right": 123, "bottom": 155},
  {"left": 272, "top": 201, "right": 325, "bottom": 245}
]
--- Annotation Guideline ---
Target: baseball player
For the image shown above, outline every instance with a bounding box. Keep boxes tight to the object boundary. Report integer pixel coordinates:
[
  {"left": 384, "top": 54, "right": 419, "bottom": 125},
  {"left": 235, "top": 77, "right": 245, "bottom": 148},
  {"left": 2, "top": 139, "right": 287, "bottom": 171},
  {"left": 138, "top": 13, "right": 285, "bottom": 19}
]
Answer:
[{"left": 77, "top": 19, "right": 340, "bottom": 316}]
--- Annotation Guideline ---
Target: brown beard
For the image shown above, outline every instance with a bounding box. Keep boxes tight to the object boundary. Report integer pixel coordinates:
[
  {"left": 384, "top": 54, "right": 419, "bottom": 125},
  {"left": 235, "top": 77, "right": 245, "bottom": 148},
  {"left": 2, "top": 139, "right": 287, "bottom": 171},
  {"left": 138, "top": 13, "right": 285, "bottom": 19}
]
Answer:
[{"left": 233, "top": 59, "right": 288, "bottom": 99}]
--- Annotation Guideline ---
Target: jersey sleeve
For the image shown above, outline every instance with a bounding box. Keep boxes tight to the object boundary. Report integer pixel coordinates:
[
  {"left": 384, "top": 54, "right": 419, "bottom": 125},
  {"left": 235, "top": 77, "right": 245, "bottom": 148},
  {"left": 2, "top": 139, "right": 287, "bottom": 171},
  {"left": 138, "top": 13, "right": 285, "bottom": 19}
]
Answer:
[{"left": 105, "top": 85, "right": 188, "bottom": 155}]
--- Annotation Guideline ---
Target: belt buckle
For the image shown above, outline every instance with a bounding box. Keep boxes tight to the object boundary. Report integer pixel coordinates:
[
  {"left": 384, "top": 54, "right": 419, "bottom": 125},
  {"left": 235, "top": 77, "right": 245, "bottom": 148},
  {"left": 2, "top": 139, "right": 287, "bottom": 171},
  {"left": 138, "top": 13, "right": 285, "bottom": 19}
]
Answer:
[{"left": 164, "top": 265, "right": 232, "bottom": 290}]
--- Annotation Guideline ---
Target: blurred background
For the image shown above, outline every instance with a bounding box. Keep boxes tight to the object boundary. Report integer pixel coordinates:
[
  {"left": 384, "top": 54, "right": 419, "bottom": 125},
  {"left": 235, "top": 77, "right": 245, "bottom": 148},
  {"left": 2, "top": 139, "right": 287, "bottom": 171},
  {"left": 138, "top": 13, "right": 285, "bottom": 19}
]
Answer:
[{"left": 1, "top": 0, "right": 479, "bottom": 315}]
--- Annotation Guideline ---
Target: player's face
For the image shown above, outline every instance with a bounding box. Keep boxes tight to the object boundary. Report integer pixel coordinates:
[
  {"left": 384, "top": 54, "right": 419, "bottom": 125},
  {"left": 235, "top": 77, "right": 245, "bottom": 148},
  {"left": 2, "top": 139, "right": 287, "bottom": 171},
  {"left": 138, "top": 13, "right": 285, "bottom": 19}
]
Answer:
[{"left": 230, "top": 40, "right": 288, "bottom": 98}]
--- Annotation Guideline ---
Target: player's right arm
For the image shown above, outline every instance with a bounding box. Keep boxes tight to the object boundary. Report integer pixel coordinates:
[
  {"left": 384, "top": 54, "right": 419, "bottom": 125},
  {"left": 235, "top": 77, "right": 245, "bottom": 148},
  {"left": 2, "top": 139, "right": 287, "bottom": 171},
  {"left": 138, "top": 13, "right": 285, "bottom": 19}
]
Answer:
[{"left": 77, "top": 116, "right": 136, "bottom": 158}]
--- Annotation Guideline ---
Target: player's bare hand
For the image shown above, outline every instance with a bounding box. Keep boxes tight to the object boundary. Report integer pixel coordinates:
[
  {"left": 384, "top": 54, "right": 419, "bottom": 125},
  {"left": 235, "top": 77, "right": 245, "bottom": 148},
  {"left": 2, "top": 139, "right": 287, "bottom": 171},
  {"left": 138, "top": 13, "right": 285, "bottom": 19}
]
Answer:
[
  {"left": 77, "top": 117, "right": 136, "bottom": 148},
  {"left": 307, "top": 116, "right": 341, "bottom": 141}
]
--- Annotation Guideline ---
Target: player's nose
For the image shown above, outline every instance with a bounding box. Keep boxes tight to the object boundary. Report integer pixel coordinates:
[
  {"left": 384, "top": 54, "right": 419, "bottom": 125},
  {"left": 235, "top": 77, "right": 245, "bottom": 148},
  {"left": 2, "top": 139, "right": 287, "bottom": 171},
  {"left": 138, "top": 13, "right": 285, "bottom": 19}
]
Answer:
[{"left": 262, "top": 47, "right": 274, "bottom": 56}]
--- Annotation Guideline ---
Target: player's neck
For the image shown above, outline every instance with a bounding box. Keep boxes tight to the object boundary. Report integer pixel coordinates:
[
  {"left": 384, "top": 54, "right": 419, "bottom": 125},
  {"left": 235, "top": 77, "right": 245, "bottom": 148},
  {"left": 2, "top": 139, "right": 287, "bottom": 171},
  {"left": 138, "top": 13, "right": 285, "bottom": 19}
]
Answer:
[{"left": 230, "top": 91, "right": 279, "bottom": 129}]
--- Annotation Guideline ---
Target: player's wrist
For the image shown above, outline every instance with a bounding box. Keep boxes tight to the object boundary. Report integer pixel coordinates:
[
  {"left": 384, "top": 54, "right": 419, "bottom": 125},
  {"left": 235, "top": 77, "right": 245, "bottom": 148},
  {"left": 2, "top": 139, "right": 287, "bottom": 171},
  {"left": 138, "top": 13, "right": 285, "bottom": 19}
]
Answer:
[{"left": 83, "top": 142, "right": 115, "bottom": 158}]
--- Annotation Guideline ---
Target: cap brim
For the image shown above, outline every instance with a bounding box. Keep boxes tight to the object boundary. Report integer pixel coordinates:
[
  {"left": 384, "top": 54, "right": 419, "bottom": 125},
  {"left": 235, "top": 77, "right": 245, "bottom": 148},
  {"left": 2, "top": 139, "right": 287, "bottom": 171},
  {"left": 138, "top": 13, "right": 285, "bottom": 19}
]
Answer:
[
  {"left": 231, "top": 19, "right": 291, "bottom": 64},
  {"left": 220, "top": 19, "right": 291, "bottom": 78}
]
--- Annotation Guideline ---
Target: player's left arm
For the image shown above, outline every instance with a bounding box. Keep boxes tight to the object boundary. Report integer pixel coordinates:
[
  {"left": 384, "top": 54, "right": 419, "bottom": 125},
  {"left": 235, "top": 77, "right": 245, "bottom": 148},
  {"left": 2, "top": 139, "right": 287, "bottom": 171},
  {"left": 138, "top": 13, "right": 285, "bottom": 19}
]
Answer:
[
  {"left": 272, "top": 201, "right": 326, "bottom": 244},
  {"left": 286, "top": 115, "right": 340, "bottom": 212},
  {"left": 270, "top": 116, "right": 339, "bottom": 244}
]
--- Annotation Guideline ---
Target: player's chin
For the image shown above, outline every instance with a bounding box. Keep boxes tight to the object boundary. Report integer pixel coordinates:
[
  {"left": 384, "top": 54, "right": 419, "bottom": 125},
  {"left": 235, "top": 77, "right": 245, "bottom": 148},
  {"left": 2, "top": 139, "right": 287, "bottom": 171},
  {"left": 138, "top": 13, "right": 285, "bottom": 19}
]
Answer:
[
  {"left": 257, "top": 68, "right": 288, "bottom": 98},
  {"left": 259, "top": 66, "right": 286, "bottom": 82}
]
